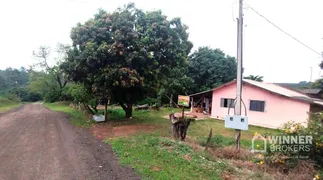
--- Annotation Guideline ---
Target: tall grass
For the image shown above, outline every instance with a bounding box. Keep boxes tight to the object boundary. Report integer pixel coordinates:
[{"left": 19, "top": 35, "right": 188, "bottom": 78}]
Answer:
[{"left": 0, "top": 97, "right": 21, "bottom": 113}]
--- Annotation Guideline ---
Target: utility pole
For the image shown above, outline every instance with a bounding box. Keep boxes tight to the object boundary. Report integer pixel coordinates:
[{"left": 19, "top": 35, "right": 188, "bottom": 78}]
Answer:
[
  {"left": 235, "top": 0, "right": 243, "bottom": 151},
  {"left": 309, "top": 67, "right": 313, "bottom": 85},
  {"left": 309, "top": 67, "right": 313, "bottom": 82}
]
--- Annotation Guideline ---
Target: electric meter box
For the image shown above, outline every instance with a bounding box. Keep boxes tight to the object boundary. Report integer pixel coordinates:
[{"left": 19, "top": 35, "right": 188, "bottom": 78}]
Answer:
[{"left": 225, "top": 115, "right": 248, "bottom": 130}]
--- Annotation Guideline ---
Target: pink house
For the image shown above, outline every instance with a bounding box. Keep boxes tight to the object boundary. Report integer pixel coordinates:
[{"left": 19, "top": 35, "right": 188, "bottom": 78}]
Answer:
[{"left": 190, "top": 79, "right": 323, "bottom": 128}]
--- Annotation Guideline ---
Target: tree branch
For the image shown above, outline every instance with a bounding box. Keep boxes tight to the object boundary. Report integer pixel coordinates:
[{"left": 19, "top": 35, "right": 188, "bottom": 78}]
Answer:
[{"left": 119, "top": 102, "right": 127, "bottom": 111}]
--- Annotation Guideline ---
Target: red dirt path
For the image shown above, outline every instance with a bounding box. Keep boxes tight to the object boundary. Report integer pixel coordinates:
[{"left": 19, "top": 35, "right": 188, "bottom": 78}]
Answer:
[
  {"left": 0, "top": 104, "right": 139, "bottom": 180},
  {"left": 91, "top": 124, "right": 158, "bottom": 140}
]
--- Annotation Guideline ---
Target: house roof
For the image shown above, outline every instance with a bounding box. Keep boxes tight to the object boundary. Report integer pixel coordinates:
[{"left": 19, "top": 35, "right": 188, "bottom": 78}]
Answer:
[
  {"left": 313, "top": 99, "right": 323, "bottom": 106},
  {"left": 298, "top": 89, "right": 322, "bottom": 95},
  {"left": 243, "top": 79, "right": 310, "bottom": 100},
  {"left": 189, "top": 79, "right": 314, "bottom": 104},
  {"left": 189, "top": 89, "right": 213, "bottom": 97}
]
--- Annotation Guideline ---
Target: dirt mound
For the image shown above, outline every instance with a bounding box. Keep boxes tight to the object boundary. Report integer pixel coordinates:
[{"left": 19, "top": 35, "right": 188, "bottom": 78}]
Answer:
[{"left": 91, "top": 124, "right": 158, "bottom": 140}]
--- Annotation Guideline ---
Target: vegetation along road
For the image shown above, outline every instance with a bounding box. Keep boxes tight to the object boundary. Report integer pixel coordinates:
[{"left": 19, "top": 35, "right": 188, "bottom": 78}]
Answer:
[{"left": 0, "top": 103, "right": 139, "bottom": 180}]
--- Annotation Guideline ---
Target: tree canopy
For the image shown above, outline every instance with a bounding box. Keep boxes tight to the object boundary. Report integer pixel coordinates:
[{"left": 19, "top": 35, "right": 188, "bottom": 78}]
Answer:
[
  {"left": 188, "top": 47, "right": 237, "bottom": 93},
  {"left": 61, "top": 3, "right": 193, "bottom": 118},
  {"left": 312, "top": 78, "right": 323, "bottom": 89},
  {"left": 0, "top": 67, "right": 42, "bottom": 102},
  {"left": 244, "top": 75, "right": 264, "bottom": 82}
]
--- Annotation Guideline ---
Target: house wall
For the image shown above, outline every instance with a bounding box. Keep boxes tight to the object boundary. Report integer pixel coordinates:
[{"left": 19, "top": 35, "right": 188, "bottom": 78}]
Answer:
[{"left": 211, "top": 83, "right": 310, "bottom": 128}]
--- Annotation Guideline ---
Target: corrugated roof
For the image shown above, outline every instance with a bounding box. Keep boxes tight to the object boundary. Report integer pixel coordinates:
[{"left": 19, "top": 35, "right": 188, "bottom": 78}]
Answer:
[
  {"left": 313, "top": 100, "right": 323, "bottom": 106},
  {"left": 243, "top": 79, "right": 309, "bottom": 99},
  {"left": 189, "top": 89, "right": 213, "bottom": 97},
  {"left": 189, "top": 80, "right": 236, "bottom": 97},
  {"left": 298, "top": 89, "right": 322, "bottom": 94},
  {"left": 189, "top": 79, "right": 314, "bottom": 103}
]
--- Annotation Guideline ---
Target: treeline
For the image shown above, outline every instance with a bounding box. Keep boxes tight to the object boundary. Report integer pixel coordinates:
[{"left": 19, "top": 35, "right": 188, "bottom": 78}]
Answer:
[{"left": 0, "top": 68, "right": 42, "bottom": 102}]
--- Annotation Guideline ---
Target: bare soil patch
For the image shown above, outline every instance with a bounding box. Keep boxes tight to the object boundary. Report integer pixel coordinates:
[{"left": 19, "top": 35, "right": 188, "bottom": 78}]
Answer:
[{"left": 91, "top": 123, "right": 158, "bottom": 140}]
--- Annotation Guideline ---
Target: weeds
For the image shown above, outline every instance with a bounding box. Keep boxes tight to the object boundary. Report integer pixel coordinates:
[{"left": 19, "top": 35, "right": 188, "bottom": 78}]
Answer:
[
  {"left": 0, "top": 97, "right": 21, "bottom": 112},
  {"left": 108, "top": 135, "right": 226, "bottom": 180}
]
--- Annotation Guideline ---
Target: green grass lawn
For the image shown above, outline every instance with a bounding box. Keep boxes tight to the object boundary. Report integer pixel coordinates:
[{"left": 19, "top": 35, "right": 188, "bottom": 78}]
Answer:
[
  {"left": 0, "top": 97, "right": 21, "bottom": 113},
  {"left": 99, "top": 107, "right": 279, "bottom": 149},
  {"left": 107, "top": 135, "right": 227, "bottom": 180},
  {"left": 45, "top": 102, "right": 94, "bottom": 128},
  {"left": 102, "top": 107, "right": 279, "bottom": 179}
]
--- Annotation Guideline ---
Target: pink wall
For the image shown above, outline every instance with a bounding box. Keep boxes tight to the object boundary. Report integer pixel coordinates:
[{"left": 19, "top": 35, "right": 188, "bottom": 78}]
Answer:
[{"left": 211, "top": 83, "right": 310, "bottom": 128}]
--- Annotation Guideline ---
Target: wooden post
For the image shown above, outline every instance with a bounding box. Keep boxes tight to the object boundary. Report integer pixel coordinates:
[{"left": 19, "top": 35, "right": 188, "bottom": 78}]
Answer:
[
  {"left": 235, "top": 129, "right": 241, "bottom": 151},
  {"left": 182, "top": 106, "right": 184, "bottom": 119},
  {"left": 190, "top": 97, "right": 194, "bottom": 112},
  {"left": 206, "top": 128, "right": 213, "bottom": 150}
]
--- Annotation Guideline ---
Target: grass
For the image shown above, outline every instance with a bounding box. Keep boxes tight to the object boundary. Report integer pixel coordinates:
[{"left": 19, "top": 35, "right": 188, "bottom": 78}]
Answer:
[
  {"left": 101, "top": 107, "right": 280, "bottom": 179},
  {"left": 45, "top": 102, "right": 94, "bottom": 128},
  {"left": 107, "top": 135, "right": 227, "bottom": 180},
  {"left": 99, "top": 107, "right": 279, "bottom": 149},
  {"left": 0, "top": 97, "right": 21, "bottom": 113},
  {"left": 189, "top": 119, "right": 280, "bottom": 149}
]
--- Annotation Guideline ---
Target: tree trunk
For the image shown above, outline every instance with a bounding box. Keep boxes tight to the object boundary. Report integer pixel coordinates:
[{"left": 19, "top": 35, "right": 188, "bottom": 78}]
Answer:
[
  {"left": 119, "top": 102, "right": 133, "bottom": 119},
  {"left": 169, "top": 94, "right": 173, "bottom": 108},
  {"left": 125, "top": 103, "right": 132, "bottom": 118},
  {"left": 83, "top": 103, "right": 94, "bottom": 115},
  {"left": 169, "top": 113, "right": 194, "bottom": 141},
  {"left": 91, "top": 100, "right": 98, "bottom": 113},
  {"left": 104, "top": 102, "right": 108, "bottom": 121},
  {"left": 93, "top": 105, "right": 98, "bottom": 113}
]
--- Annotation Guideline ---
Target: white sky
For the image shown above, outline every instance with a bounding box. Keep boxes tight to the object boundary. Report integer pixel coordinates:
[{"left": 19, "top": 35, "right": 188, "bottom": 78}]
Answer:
[{"left": 0, "top": 0, "right": 322, "bottom": 83}]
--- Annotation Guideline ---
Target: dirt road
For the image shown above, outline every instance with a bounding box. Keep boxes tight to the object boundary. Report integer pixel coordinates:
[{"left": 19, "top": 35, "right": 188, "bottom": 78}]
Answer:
[{"left": 0, "top": 104, "right": 140, "bottom": 180}]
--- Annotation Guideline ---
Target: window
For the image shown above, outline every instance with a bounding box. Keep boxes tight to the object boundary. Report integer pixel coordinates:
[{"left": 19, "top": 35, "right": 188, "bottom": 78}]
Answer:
[
  {"left": 249, "top": 100, "right": 265, "bottom": 112},
  {"left": 220, "top": 98, "right": 235, "bottom": 108}
]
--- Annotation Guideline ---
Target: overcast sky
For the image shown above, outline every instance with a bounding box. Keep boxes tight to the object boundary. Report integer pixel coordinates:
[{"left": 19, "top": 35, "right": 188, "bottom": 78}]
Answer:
[{"left": 0, "top": 0, "right": 322, "bottom": 83}]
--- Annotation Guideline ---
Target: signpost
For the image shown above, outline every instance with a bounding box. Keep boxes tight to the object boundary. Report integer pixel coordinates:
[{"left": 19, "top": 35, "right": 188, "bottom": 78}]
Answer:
[
  {"left": 178, "top": 95, "right": 189, "bottom": 118},
  {"left": 178, "top": 95, "right": 189, "bottom": 107}
]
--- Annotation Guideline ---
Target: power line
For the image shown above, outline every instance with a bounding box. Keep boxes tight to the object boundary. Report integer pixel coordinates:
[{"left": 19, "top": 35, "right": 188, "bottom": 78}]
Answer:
[{"left": 245, "top": 3, "right": 321, "bottom": 57}]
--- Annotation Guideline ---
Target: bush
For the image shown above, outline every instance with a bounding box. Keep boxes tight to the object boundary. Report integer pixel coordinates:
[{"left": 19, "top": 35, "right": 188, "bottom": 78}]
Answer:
[
  {"left": 264, "top": 118, "right": 323, "bottom": 168},
  {"left": 137, "top": 97, "right": 156, "bottom": 106},
  {"left": 0, "top": 97, "right": 14, "bottom": 105},
  {"left": 307, "top": 113, "right": 323, "bottom": 167},
  {"left": 44, "top": 88, "right": 62, "bottom": 102},
  {"left": 2, "top": 93, "right": 20, "bottom": 102}
]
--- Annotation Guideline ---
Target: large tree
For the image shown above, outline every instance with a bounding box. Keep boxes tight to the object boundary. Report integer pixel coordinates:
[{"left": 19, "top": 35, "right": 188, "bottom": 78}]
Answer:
[
  {"left": 31, "top": 44, "right": 70, "bottom": 102},
  {"left": 33, "top": 45, "right": 68, "bottom": 90},
  {"left": 61, "top": 3, "right": 192, "bottom": 118},
  {"left": 188, "top": 47, "right": 237, "bottom": 93},
  {"left": 160, "top": 67, "right": 193, "bottom": 107}
]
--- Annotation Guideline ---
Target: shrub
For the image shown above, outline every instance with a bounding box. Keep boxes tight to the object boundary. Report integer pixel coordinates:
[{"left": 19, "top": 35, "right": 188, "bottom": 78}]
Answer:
[
  {"left": 307, "top": 113, "right": 323, "bottom": 167},
  {"left": 137, "top": 97, "right": 156, "bottom": 106},
  {"left": 264, "top": 118, "right": 323, "bottom": 168},
  {"left": 44, "top": 88, "right": 62, "bottom": 102},
  {"left": 2, "top": 93, "right": 20, "bottom": 102},
  {"left": 0, "top": 97, "right": 13, "bottom": 105}
]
